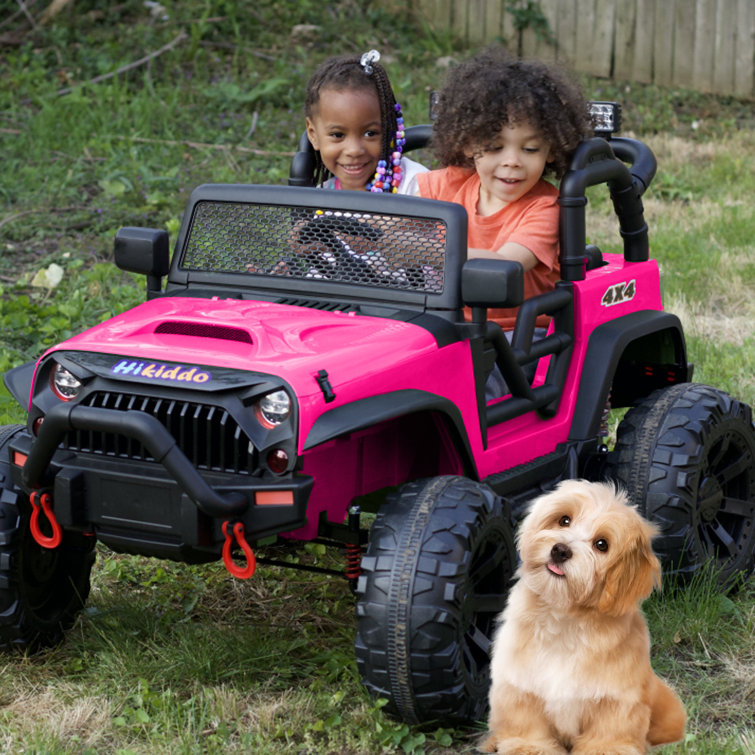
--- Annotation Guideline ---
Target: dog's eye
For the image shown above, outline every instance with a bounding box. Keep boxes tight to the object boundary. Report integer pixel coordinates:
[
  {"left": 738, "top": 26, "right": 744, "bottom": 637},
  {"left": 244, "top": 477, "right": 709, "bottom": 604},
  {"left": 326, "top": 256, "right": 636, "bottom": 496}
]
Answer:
[
  {"left": 594, "top": 538, "right": 609, "bottom": 552},
  {"left": 558, "top": 515, "right": 571, "bottom": 527}
]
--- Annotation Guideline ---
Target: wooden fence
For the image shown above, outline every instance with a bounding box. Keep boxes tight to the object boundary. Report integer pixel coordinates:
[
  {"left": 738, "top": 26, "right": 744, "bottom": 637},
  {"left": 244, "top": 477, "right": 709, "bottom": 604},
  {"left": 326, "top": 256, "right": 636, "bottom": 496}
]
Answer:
[{"left": 408, "top": 0, "right": 755, "bottom": 99}]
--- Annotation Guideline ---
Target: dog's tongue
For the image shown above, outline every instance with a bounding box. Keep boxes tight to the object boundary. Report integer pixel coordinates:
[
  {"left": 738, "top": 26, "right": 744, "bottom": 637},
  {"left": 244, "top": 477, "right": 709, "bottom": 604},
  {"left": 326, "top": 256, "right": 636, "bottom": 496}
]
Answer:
[{"left": 547, "top": 562, "right": 565, "bottom": 576}]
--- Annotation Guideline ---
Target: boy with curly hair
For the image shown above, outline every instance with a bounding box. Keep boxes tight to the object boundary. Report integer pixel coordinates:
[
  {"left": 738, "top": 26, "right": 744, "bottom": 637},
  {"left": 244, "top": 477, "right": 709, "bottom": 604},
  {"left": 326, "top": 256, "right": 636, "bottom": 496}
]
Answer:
[{"left": 417, "top": 47, "right": 594, "bottom": 331}]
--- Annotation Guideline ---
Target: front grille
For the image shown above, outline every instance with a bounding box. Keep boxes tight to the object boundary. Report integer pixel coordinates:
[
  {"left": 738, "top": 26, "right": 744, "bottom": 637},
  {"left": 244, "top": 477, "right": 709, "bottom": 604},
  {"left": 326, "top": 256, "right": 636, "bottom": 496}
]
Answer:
[
  {"left": 181, "top": 202, "right": 447, "bottom": 294},
  {"left": 64, "top": 392, "right": 256, "bottom": 474}
]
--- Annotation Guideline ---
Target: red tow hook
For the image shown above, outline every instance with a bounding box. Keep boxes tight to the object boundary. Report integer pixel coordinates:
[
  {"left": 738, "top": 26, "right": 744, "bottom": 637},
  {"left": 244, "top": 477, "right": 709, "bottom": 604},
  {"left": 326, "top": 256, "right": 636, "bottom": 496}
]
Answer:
[
  {"left": 29, "top": 491, "right": 63, "bottom": 549},
  {"left": 221, "top": 520, "right": 256, "bottom": 579}
]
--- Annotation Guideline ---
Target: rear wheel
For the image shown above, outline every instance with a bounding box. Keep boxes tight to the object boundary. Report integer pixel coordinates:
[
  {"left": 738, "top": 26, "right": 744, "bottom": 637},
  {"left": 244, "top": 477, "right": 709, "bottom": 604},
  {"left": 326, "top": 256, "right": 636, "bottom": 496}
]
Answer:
[
  {"left": 0, "top": 424, "right": 96, "bottom": 650},
  {"left": 354, "top": 476, "right": 516, "bottom": 725},
  {"left": 606, "top": 384, "right": 755, "bottom": 584}
]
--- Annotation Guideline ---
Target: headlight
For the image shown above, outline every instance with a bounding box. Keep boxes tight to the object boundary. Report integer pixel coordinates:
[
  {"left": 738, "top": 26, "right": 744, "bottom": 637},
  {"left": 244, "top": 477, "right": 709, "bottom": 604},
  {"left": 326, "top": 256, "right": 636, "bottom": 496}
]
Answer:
[
  {"left": 50, "top": 363, "right": 82, "bottom": 401},
  {"left": 255, "top": 390, "right": 291, "bottom": 428}
]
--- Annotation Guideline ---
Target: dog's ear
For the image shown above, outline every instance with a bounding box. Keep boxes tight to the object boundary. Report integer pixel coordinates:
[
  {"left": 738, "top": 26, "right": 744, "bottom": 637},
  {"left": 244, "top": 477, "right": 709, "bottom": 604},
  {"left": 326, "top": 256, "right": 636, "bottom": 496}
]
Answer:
[{"left": 598, "top": 522, "right": 661, "bottom": 616}]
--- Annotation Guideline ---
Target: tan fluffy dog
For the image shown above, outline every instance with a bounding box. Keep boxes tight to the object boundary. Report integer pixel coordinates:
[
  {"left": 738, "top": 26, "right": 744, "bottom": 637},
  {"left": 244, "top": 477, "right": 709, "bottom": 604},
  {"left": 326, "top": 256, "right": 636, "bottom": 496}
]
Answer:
[{"left": 481, "top": 480, "right": 686, "bottom": 755}]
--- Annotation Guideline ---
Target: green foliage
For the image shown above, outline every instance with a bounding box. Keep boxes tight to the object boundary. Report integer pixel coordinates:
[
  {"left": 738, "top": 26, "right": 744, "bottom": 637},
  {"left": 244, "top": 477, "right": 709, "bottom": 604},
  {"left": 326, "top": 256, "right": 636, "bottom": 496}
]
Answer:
[
  {"left": 0, "top": 260, "right": 144, "bottom": 423},
  {"left": 504, "top": 0, "right": 555, "bottom": 42}
]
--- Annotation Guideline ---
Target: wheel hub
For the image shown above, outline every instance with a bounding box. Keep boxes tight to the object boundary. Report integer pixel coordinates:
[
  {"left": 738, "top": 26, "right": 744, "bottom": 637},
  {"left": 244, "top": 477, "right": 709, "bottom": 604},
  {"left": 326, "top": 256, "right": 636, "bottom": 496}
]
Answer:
[{"left": 698, "top": 475, "right": 723, "bottom": 523}]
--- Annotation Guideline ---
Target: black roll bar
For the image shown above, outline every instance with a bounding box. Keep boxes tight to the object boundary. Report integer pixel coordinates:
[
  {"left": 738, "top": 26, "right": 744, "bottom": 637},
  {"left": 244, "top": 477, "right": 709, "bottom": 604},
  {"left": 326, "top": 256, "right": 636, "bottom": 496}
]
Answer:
[{"left": 558, "top": 136, "right": 657, "bottom": 281}]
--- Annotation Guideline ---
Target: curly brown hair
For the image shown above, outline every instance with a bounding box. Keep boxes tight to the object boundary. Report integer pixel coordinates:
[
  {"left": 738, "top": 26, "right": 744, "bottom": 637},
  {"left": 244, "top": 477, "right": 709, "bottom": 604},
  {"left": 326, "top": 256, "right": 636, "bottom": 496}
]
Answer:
[
  {"left": 304, "top": 53, "right": 401, "bottom": 188},
  {"left": 431, "top": 47, "right": 594, "bottom": 178}
]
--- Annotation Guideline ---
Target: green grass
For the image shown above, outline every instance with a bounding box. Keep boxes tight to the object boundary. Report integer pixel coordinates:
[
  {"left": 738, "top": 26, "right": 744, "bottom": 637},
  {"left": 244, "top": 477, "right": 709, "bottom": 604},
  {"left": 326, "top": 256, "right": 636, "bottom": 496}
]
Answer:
[
  {"left": 0, "top": 549, "right": 475, "bottom": 754},
  {"left": 0, "top": 550, "right": 751, "bottom": 754},
  {"left": 1, "top": 2, "right": 753, "bottom": 752}
]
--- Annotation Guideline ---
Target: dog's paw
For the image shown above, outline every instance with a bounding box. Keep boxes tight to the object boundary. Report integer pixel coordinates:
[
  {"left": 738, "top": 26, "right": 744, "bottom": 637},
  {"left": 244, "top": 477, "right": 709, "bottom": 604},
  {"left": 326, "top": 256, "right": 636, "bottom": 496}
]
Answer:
[
  {"left": 478, "top": 735, "right": 568, "bottom": 755},
  {"left": 571, "top": 745, "right": 643, "bottom": 755},
  {"left": 477, "top": 733, "right": 498, "bottom": 752}
]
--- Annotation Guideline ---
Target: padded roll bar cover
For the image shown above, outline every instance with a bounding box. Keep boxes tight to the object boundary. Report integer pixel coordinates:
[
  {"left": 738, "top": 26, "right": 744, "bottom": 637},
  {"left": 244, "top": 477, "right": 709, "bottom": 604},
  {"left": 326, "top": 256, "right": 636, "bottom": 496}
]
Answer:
[{"left": 559, "top": 136, "right": 656, "bottom": 280}]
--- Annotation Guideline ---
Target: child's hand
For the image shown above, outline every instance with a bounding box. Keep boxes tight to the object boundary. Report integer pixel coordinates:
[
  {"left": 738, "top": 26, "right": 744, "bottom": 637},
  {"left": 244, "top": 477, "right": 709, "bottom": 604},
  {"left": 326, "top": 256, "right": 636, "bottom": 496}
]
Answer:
[{"left": 468, "top": 241, "right": 538, "bottom": 271}]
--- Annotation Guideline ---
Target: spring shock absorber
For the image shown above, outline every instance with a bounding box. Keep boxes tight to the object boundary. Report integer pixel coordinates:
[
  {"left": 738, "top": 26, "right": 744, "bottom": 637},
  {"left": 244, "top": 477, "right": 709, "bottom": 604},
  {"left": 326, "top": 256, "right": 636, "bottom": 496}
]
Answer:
[
  {"left": 345, "top": 504, "right": 362, "bottom": 586},
  {"left": 598, "top": 389, "right": 612, "bottom": 453}
]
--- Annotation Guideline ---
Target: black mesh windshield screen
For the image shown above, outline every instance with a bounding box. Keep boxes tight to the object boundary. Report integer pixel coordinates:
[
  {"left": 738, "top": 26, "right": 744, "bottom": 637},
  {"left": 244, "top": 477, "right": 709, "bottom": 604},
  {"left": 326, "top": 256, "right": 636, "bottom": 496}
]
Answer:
[{"left": 180, "top": 202, "right": 447, "bottom": 294}]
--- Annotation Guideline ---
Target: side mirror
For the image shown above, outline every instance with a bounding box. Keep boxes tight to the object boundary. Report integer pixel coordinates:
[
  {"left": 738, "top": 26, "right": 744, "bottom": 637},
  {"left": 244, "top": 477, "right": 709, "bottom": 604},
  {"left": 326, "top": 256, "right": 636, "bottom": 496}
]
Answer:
[
  {"left": 461, "top": 258, "right": 524, "bottom": 318},
  {"left": 114, "top": 227, "right": 170, "bottom": 293}
]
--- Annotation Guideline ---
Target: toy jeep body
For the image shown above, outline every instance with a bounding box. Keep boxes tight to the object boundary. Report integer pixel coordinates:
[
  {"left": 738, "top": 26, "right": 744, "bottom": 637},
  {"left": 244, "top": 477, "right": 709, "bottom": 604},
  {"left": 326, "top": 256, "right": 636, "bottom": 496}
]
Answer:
[{"left": 2, "top": 129, "right": 753, "bottom": 725}]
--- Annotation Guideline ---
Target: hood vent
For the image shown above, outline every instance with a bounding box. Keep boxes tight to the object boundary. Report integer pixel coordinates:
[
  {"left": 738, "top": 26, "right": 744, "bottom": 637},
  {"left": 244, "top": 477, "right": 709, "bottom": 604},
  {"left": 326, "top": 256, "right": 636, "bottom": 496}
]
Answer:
[
  {"left": 155, "top": 321, "right": 253, "bottom": 343},
  {"left": 276, "top": 297, "right": 355, "bottom": 312}
]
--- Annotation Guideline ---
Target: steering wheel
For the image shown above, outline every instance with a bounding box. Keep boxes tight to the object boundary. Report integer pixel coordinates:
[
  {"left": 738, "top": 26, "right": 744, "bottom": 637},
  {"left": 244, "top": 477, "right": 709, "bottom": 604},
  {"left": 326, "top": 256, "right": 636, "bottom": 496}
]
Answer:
[{"left": 296, "top": 214, "right": 383, "bottom": 281}]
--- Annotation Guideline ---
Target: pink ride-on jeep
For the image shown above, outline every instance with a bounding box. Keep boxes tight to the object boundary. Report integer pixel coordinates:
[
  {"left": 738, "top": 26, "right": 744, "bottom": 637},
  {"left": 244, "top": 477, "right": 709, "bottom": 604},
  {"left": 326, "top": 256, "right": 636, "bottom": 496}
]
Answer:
[{"left": 1, "top": 103, "right": 753, "bottom": 725}]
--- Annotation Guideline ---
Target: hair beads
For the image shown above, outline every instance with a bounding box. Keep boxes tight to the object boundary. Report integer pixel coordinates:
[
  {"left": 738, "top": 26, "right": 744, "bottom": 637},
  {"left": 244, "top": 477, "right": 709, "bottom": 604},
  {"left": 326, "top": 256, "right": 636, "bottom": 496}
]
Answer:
[{"left": 367, "top": 104, "right": 406, "bottom": 193}]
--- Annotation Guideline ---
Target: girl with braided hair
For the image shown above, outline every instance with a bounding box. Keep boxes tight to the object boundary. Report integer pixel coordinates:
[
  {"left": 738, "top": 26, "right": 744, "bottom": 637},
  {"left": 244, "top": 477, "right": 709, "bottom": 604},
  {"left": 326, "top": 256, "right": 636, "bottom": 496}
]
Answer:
[{"left": 304, "top": 50, "right": 427, "bottom": 193}]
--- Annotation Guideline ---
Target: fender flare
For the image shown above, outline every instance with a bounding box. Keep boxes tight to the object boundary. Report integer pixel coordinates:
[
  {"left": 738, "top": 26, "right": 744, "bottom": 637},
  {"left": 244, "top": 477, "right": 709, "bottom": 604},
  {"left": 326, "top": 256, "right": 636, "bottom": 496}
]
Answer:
[
  {"left": 303, "top": 389, "right": 475, "bottom": 474},
  {"left": 569, "top": 310, "right": 689, "bottom": 440},
  {"left": 3, "top": 360, "right": 36, "bottom": 409}
]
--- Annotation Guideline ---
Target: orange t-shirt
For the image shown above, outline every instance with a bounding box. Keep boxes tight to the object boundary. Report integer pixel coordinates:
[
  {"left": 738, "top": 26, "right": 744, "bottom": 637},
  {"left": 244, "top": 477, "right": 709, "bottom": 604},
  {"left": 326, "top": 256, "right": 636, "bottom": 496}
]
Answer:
[{"left": 417, "top": 166, "right": 560, "bottom": 330}]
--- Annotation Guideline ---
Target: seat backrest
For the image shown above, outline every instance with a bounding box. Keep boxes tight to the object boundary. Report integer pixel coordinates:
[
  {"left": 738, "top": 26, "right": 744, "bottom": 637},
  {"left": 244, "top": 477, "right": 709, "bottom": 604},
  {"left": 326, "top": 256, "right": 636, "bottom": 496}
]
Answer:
[{"left": 288, "top": 124, "right": 433, "bottom": 187}]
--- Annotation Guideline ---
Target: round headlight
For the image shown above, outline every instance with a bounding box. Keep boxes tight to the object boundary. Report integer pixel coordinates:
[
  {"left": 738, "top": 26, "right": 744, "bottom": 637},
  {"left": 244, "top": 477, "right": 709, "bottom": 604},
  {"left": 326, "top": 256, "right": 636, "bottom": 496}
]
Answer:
[
  {"left": 51, "top": 363, "right": 82, "bottom": 401},
  {"left": 255, "top": 390, "right": 291, "bottom": 428}
]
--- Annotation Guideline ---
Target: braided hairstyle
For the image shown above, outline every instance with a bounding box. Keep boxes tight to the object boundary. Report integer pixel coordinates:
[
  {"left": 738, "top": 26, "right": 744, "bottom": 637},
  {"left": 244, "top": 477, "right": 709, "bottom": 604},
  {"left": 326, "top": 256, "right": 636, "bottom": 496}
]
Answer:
[
  {"left": 304, "top": 52, "right": 403, "bottom": 190},
  {"left": 432, "top": 47, "right": 595, "bottom": 179}
]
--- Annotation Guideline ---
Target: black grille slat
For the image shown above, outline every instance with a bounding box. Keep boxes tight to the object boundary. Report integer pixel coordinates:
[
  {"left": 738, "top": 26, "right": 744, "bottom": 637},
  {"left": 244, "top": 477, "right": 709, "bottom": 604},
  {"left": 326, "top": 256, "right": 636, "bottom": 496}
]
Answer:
[
  {"left": 205, "top": 406, "right": 215, "bottom": 470},
  {"left": 192, "top": 404, "right": 202, "bottom": 467},
  {"left": 62, "top": 392, "right": 255, "bottom": 474},
  {"left": 179, "top": 402, "right": 191, "bottom": 466},
  {"left": 216, "top": 409, "right": 225, "bottom": 472},
  {"left": 233, "top": 425, "right": 243, "bottom": 473}
]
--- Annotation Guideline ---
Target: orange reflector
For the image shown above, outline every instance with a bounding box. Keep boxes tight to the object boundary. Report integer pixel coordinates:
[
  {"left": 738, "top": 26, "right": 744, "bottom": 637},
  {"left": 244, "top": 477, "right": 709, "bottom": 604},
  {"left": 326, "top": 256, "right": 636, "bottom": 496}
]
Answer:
[
  {"left": 255, "top": 490, "right": 294, "bottom": 506},
  {"left": 12, "top": 451, "right": 27, "bottom": 467}
]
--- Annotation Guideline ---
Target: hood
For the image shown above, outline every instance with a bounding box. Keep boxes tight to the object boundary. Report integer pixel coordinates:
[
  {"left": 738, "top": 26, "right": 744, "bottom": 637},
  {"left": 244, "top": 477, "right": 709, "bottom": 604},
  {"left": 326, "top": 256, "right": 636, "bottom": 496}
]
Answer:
[{"left": 45, "top": 297, "right": 439, "bottom": 396}]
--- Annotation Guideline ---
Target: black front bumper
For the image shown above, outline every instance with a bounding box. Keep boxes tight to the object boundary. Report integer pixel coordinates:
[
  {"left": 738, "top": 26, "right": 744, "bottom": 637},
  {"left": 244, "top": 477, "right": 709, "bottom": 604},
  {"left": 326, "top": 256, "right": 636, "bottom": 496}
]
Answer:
[{"left": 10, "top": 404, "right": 312, "bottom": 562}]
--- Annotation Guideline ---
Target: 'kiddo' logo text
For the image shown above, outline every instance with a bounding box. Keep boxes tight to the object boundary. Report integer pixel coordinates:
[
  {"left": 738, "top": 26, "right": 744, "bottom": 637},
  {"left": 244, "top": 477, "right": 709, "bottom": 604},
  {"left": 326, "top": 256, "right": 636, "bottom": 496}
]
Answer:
[{"left": 111, "top": 360, "right": 212, "bottom": 384}]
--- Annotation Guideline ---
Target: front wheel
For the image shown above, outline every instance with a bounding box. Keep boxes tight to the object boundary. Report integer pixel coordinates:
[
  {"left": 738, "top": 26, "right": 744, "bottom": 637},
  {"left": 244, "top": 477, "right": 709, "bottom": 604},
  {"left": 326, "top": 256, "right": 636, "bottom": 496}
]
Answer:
[
  {"left": 0, "top": 425, "right": 96, "bottom": 650},
  {"left": 354, "top": 476, "right": 517, "bottom": 725},
  {"left": 606, "top": 384, "right": 755, "bottom": 584}
]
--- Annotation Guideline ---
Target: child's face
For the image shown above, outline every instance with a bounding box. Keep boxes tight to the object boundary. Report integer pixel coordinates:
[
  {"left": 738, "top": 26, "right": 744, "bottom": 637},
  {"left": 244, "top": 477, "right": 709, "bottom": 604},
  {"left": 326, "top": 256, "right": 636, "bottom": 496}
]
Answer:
[
  {"left": 467, "top": 121, "right": 553, "bottom": 215},
  {"left": 306, "top": 86, "right": 383, "bottom": 191}
]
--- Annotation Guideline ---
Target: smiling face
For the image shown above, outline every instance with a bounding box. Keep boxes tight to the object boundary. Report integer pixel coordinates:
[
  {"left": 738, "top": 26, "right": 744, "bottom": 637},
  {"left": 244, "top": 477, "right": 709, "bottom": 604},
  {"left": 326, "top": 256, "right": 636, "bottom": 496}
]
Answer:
[
  {"left": 305, "top": 86, "right": 383, "bottom": 191},
  {"left": 467, "top": 121, "right": 553, "bottom": 215},
  {"left": 516, "top": 481, "right": 661, "bottom": 616}
]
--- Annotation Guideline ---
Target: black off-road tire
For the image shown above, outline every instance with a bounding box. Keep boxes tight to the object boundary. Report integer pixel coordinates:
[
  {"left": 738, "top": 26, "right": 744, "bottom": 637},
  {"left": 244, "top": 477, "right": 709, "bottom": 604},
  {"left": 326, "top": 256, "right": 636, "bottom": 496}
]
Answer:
[
  {"left": 606, "top": 384, "right": 755, "bottom": 584},
  {"left": 0, "top": 424, "right": 96, "bottom": 650},
  {"left": 354, "top": 475, "right": 516, "bottom": 725}
]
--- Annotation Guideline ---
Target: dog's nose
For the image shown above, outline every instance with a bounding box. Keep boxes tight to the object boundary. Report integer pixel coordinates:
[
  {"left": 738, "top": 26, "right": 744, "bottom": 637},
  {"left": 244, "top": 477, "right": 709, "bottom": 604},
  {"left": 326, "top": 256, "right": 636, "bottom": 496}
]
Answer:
[{"left": 551, "top": 543, "right": 572, "bottom": 564}]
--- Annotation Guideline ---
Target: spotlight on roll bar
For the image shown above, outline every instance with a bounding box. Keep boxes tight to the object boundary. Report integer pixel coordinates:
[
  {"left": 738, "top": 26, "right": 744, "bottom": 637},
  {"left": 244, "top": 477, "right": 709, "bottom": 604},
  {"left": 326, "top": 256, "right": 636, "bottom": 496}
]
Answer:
[{"left": 590, "top": 101, "right": 622, "bottom": 137}]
